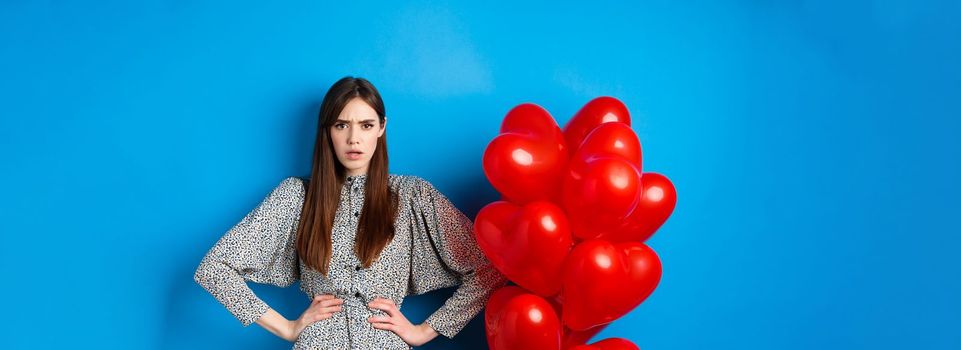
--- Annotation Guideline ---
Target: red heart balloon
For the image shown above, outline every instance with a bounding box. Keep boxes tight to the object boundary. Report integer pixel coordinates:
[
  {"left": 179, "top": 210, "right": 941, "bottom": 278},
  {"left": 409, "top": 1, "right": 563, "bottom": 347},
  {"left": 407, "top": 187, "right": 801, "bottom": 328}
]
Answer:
[
  {"left": 563, "top": 96, "right": 631, "bottom": 156},
  {"left": 473, "top": 201, "right": 519, "bottom": 269},
  {"left": 568, "top": 338, "right": 640, "bottom": 350},
  {"left": 599, "top": 172, "right": 677, "bottom": 243},
  {"left": 483, "top": 103, "right": 568, "bottom": 204},
  {"left": 485, "top": 285, "right": 526, "bottom": 328},
  {"left": 561, "top": 240, "right": 662, "bottom": 331},
  {"left": 574, "top": 122, "right": 642, "bottom": 168},
  {"left": 502, "top": 103, "right": 568, "bottom": 146},
  {"left": 486, "top": 286, "right": 562, "bottom": 350},
  {"left": 561, "top": 156, "right": 642, "bottom": 240},
  {"left": 475, "top": 201, "right": 574, "bottom": 296}
]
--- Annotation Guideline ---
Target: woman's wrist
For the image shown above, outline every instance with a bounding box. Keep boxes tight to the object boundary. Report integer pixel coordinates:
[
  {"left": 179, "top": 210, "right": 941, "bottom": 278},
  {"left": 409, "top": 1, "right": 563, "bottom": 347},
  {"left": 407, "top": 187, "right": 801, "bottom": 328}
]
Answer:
[
  {"left": 287, "top": 318, "right": 304, "bottom": 342},
  {"left": 255, "top": 308, "right": 303, "bottom": 343},
  {"left": 418, "top": 322, "right": 439, "bottom": 341}
]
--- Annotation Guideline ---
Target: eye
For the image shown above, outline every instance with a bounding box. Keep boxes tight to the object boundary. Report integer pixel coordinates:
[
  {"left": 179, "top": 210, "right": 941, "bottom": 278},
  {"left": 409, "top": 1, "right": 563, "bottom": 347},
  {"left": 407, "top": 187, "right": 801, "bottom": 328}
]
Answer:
[
  {"left": 363, "top": 123, "right": 374, "bottom": 129},
  {"left": 334, "top": 123, "right": 347, "bottom": 130}
]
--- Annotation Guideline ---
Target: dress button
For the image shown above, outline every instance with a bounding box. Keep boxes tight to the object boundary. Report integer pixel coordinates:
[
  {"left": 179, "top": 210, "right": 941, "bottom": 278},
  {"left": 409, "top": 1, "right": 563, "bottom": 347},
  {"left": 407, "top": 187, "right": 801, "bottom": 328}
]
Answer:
[
  {"left": 355, "top": 265, "right": 362, "bottom": 271},
  {"left": 354, "top": 211, "right": 360, "bottom": 217},
  {"left": 354, "top": 292, "right": 362, "bottom": 298}
]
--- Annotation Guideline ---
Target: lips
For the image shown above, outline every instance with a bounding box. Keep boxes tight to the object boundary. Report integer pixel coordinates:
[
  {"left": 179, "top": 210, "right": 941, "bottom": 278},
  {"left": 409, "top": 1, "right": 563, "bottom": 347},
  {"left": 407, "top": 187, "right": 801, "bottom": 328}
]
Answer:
[{"left": 346, "top": 150, "right": 364, "bottom": 160}]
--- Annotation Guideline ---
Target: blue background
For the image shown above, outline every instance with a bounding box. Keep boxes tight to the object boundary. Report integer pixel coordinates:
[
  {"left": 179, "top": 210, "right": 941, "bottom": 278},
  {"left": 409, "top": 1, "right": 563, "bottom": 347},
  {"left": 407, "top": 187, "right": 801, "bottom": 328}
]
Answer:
[{"left": 1, "top": 1, "right": 958, "bottom": 349}]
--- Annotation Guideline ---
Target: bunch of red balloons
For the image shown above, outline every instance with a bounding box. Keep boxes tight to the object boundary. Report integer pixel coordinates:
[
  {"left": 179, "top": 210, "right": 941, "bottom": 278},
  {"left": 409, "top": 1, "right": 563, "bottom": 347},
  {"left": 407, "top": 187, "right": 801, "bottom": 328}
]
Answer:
[{"left": 476, "top": 97, "right": 677, "bottom": 350}]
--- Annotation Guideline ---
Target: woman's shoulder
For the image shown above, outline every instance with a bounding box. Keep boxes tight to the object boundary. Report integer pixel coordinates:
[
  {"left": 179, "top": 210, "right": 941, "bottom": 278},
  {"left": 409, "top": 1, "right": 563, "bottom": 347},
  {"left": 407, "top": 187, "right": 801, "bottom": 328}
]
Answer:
[
  {"left": 279, "top": 175, "right": 306, "bottom": 187},
  {"left": 388, "top": 173, "right": 434, "bottom": 195},
  {"left": 271, "top": 176, "right": 308, "bottom": 198}
]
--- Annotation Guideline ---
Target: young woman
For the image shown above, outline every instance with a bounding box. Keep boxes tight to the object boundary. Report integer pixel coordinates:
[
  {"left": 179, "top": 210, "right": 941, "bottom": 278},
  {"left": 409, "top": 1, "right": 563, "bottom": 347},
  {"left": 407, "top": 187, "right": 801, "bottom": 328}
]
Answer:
[{"left": 193, "top": 76, "right": 507, "bottom": 349}]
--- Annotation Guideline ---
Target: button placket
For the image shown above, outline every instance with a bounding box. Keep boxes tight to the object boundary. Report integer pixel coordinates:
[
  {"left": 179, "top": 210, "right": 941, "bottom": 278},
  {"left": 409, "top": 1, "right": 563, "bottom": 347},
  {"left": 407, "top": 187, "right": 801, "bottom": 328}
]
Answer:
[
  {"left": 351, "top": 180, "right": 362, "bottom": 218},
  {"left": 345, "top": 176, "right": 367, "bottom": 304},
  {"left": 348, "top": 262, "right": 362, "bottom": 300}
]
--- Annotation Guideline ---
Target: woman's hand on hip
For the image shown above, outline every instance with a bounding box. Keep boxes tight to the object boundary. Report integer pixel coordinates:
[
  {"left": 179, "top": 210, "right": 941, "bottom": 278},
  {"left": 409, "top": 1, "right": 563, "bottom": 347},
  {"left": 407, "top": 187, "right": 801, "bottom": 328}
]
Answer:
[
  {"left": 289, "top": 294, "right": 343, "bottom": 341},
  {"left": 367, "top": 297, "right": 439, "bottom": 346}
]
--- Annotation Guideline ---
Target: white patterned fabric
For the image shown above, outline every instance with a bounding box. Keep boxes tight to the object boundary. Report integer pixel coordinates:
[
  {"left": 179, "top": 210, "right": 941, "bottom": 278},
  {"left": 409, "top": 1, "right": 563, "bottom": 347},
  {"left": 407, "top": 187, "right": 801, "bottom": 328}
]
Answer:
[{"left": 194, "top": 174, "right": 507, "bottom": 349}]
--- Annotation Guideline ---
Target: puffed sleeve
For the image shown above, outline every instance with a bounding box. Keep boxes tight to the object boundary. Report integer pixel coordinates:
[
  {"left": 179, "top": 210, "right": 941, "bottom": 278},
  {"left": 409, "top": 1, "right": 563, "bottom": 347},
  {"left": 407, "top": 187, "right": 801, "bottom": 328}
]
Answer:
[
  {"left": 193, "top": 176, "right": 304, "bottom": 327},
  {"left": 406, "top": 176, "right": 509, "bottom": 338}
]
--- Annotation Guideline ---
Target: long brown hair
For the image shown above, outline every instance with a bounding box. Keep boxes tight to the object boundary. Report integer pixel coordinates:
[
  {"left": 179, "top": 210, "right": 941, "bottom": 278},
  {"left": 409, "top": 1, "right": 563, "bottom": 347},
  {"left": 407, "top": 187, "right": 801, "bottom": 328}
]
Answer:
[{"left": 296, "top": 76, "right": 398, "bottom": 276}]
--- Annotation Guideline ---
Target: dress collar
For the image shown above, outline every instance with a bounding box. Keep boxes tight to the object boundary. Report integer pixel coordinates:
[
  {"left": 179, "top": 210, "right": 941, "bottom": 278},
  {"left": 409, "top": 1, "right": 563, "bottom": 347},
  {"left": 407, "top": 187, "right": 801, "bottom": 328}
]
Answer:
[{"left": 346, "top": 174, "right": 367, "bottom": 183}]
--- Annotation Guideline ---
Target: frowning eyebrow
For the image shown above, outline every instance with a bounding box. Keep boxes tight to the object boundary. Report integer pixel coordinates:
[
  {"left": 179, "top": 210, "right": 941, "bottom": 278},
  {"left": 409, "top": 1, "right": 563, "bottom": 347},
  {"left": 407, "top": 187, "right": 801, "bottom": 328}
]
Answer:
[{"left": 335, "top": 119, "right": 377, "bottom": 124}]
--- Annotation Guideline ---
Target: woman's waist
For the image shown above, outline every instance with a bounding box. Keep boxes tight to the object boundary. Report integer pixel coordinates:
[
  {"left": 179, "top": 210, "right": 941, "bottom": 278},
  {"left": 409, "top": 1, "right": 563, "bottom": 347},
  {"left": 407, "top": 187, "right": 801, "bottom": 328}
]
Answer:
[
  {"left": 293, "top": 308, "right": 409, "bottom": 349},
  {"left": 300, "top": 280, "right": 406, "bottom": 309}
]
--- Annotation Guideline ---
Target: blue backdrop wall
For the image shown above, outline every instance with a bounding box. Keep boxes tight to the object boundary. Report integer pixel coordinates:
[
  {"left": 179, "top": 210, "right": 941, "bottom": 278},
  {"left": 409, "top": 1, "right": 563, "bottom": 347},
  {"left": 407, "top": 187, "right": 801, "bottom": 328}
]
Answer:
[{"left": 1, "top": 1, "right": 958, "bottom": 349}]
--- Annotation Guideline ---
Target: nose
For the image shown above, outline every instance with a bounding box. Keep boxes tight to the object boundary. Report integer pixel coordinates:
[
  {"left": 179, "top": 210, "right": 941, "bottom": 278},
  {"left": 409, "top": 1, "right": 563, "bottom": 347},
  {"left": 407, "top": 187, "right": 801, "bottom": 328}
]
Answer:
[{"left": 346, "top": 126, "right": 360, "bottom": 145}]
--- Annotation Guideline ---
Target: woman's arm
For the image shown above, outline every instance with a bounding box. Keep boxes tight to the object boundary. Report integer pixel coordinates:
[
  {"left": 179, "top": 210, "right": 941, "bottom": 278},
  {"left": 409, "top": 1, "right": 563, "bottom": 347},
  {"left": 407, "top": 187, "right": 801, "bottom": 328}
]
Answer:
[
  {"left": 193, "top": 177, "right": 303, "bottom": 326},
  {"left": 406, "top": 177, "right": 510, "bottom": 338}
]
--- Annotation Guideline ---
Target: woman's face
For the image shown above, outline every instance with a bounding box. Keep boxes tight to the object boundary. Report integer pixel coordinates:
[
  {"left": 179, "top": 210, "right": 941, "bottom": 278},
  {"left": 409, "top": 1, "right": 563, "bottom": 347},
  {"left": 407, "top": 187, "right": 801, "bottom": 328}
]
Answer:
[{"left": 330, "top": 97, "right": 386, "bottom": 176}]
